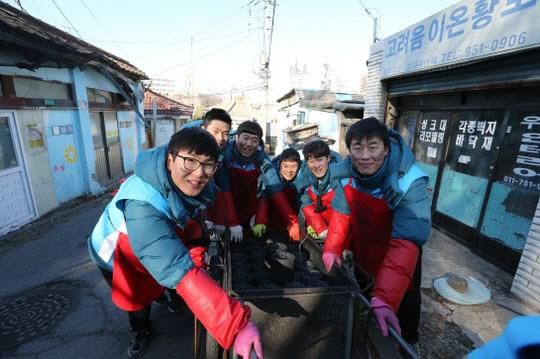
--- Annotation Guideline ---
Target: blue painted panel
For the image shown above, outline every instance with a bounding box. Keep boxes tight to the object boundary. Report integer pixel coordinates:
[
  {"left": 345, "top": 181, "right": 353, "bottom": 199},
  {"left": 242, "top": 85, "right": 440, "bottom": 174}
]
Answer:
[
  {"left": 481, "top": 182, "right": 536, "bottom": 250},
  {"left": 45, "top": 110, "right": 85, "bottom": 203},
  {"left": 436, "top": 168, "right": 488, "bottom": 228},
  {"left": 117, "top": 111, "right": 136, "bottom": 173}
]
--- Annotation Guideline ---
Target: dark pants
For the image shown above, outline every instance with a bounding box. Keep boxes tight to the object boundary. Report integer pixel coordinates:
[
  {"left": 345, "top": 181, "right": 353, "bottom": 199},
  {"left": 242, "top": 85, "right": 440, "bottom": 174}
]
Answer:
[
  {"left": 396, "top": 251, "right": 422, "bottom": 344},
  {"left": 99, "top": 267, "right": 152, "bottom": 332}
]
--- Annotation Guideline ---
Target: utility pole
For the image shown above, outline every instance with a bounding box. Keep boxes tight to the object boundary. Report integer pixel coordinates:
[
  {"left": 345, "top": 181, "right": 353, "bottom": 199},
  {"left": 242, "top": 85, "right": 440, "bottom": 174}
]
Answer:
[
  {"left": 190, "top": 36, "right": 194, "bottom": 106},
  {"left": 357, "top": 0, "right": 380, "bottom": 43},
  {"left": 257, "top": 0, "right": 276, "bottom": 147}
]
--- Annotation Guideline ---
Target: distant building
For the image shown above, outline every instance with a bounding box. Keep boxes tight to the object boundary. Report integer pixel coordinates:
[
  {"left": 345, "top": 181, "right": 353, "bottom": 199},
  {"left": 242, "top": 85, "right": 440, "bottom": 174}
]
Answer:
[
  {"left": 144, "top": 89, "right": 192, "bottom": 147},
  {"left": 0, "top": 2, "right": 147, "bottom": 235},
  {"left": 275, "top": 88, "right": 364, "bottom": 157},
  {"left": 143, "top": 77, "right": 178, "bottom": 97}
]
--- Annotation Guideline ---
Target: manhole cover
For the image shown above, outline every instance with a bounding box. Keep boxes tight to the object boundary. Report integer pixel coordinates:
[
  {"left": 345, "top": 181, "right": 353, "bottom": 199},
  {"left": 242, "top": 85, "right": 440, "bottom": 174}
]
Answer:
[{"left": 0, "top": 291, "right": 74, "bottom": 351}]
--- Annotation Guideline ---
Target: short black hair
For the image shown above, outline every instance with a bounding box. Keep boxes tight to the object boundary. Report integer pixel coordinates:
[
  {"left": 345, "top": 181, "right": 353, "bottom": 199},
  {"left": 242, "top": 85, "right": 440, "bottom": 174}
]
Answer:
[
  {"left": 237, "top": 120, "right": 263, "bottom": 139},
  {"left": 345, "top": 117, "right": 390, "bottom": 148},
  {"left": 302, "top": 139, "right": 330, "bottom": 160},
  {"left": 167, "top": 127, "right": 219, "bottom": 162},
  {"left": 280, "top": 148, "right": 301, "bottom": 167},
  {"left": 202, "top": 108, "right": 232, "bottom": 127}
]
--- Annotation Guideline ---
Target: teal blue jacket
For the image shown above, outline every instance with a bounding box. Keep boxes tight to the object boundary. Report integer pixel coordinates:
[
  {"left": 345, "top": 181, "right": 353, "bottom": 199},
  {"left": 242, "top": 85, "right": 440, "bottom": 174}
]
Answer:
[{"left": 88, "top": 145, "right": 216, "bottom": 288}]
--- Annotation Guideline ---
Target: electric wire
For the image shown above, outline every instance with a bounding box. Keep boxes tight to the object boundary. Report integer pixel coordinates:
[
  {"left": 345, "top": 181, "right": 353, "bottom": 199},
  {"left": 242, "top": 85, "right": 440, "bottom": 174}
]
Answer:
[{"left": 50, "top": 0, "right": 83, "bottom": 38}]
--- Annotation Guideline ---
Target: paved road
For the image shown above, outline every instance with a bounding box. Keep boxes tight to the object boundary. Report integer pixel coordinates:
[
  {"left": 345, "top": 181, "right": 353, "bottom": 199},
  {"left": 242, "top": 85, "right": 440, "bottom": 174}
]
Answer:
[{"left": 0, "top": 195, "right": 196, "bottom": 359}]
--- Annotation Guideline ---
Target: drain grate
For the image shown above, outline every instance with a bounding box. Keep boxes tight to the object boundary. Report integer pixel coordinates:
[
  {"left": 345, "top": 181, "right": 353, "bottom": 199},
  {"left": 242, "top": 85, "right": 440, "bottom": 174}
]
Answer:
[{"left": 0, "top": 291, "right": 74, "bottom": 351}]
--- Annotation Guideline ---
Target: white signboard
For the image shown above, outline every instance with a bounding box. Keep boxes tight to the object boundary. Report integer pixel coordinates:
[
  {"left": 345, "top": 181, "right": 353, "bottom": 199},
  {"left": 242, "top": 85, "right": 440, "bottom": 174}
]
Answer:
[{"left": 381, "top": 0, "right": 540, "bottom": 79}]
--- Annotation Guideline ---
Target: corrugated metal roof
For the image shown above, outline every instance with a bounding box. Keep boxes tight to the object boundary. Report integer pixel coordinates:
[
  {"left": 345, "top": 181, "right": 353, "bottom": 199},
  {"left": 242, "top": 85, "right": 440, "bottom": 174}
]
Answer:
[
  {"left": 276, "top": 88, "right": 364, "bottom": 104},
  {"left": 0, "top": 2, "right": 146, "bottom": 80}
]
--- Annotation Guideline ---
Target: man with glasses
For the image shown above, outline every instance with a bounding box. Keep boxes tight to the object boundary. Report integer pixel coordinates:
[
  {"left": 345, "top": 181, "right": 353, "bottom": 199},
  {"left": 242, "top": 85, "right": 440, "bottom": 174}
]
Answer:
[
  {"left": 88, "top": 127, "right": 263, "bottom": 359},
  {"left": 218, "top": 120, "right": 300, "bottom": 242},
  {"left": 181, "top": 108, "right": 233, "bottom": 232}
]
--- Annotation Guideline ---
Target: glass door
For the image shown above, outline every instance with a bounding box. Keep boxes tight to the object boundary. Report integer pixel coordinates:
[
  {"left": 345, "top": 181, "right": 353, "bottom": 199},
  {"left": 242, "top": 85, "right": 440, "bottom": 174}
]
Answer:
[
  {"left": 412, "top": 112, "right": 451, "bottom": 206},
  {"left": 477, "top": 111, "right": 540, "bottom": 269},
  {"left": 434, "top": 111, "right": 504, "bottom": 241}
]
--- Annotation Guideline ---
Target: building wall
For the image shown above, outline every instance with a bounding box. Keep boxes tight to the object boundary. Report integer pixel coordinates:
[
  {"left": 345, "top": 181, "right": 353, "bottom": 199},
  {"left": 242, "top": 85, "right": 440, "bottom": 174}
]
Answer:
[
  {"left": 43, "top": 110, "right": 85, "bottom": 204},
  {"left": 1, "top": 62, "right": 144, "bottom": 222},
  {"left": 512, "top": 198, "right": 540, "bottom": 311},
  {"left": 364, "top": 41, "right": 386, "bottom": 121}
]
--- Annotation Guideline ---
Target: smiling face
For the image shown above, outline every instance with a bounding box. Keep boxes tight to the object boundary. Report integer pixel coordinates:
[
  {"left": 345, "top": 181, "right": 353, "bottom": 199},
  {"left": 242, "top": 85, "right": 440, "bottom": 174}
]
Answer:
[
  {"left": 349, "top": 136, "right": 388, "bottom": 176},
  {"left": 203, "top": 119, "right": 230, "bottom": 150},
  {"left": 166, "top": 149, "right": 213, "bottom": 196},
  {"left": 306, "top": 155, "right": 331, "bottom": 179},
  {"left": 280, "top": 160, "right": 299, "bottom": 181},
  {"left": 236, "top": 132, "right": 260, "bottom": 158}
]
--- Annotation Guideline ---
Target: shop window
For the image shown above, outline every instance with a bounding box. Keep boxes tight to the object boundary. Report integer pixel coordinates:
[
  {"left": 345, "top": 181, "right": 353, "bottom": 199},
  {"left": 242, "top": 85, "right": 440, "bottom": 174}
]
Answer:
[
  {"left": 13, "top": 77, "right": 71, "bottom": 100},
  {"left": 395, "top": 111, "right": 419, "bottom": 149},
  {"left": 297, "top": 111, "right": 306, "bottom": 125},
  {"left": 413, "top": 112, "right": 451, "bottom": 202},
  {"left": 436, "top": 111, "right": 504, "bottom": 228},
  {"left": 87, "top": 88, "right": 113, "bottom": 104},
  {"left": 480, "top": 111, "right": 540, "bottom": 251}
]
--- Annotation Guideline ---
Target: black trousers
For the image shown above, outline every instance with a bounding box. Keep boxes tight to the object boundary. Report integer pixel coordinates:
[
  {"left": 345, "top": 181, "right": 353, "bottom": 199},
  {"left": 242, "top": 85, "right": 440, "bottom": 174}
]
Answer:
[
  {"left": 396, "top": 251, "right": 422, "bottom": 344},
  {"left": 98, "top": 267, "right": 152, "bottom": 332}
]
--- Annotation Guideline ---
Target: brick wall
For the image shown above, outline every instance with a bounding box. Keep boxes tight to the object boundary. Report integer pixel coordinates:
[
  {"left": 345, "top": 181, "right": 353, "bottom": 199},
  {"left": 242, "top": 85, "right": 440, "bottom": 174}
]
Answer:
[
  {"left": 364, "top": 41, "right": 386, "bottom": 121},
  {"left": 511, "top": 198, "right": 540, "bottom": 311}
]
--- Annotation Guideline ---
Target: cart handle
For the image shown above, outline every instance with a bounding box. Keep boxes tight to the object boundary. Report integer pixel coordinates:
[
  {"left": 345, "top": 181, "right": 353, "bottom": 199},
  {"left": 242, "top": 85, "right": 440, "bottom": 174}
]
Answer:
[{"left": 339, "top": 261, "right": 420, "bottom": 359}]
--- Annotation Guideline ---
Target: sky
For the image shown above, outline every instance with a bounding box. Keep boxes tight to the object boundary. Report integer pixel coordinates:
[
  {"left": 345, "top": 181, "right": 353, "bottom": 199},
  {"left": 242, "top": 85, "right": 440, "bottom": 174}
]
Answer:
[{"left": 3, "top": 0, "right": 458, "bottom": 101}]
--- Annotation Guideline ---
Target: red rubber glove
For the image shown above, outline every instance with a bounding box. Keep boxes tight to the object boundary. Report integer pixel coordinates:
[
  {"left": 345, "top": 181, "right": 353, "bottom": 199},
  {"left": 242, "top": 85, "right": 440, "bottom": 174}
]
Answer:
[
  {"left": 287, "top": 222, "right": 300, "bottom": 242},
  {"left": 370, "top": 297, "right": 401, "bottom": 337},
  {"left": 176, "top": 268, "right": 250, "bottom": 349},
  {"left": 322, "top": 252, "right": 341, "bottom": 272},
  {"left": 233, "top": 320, "right": 264, "bottom": 359}
]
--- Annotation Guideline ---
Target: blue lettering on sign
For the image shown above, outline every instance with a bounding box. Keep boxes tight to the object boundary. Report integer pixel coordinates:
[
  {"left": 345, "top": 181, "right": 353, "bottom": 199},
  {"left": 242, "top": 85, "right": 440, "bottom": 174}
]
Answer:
[
  {"left": 501, "top": 0, "right": 537, "bottom": 17},
  {"left": 381, "top": 0, "right": 539, "bottom": 78}
]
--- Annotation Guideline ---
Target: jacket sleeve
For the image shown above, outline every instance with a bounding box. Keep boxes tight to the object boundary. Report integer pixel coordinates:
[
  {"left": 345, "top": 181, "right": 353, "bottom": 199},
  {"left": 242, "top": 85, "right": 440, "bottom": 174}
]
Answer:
[
  {"left": 301, "top": 188, "right": 328, "bottom": 233},
  {"left": 255, "top": 192, "right": 270, "bottom": 226},
  {"left": 270, "top": 190, "right": 298, "bottom": 228},
  {"left": 323, "top": 182, "right": 351, "bottom": 256},
  {"left": 371, "top": 178, "right": 430, "bottom": 311},
  {"left": 176, "top": 267, "right": 250, "bottom": 349},
  {"left": 124, "top": 200, "right": 194, "bottom": 289}
]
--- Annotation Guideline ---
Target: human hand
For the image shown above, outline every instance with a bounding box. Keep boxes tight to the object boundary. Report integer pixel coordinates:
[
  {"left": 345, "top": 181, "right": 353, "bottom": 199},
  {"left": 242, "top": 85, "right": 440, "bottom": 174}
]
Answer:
[
  {"left": 287, "top": 222, "right": 300, "bottom": 242},
  {"left": 322, "top": 252, "right": 341, "bottom": 272},
  {"left": 233, "top": 321, "right": 264, "bottom": 359},
  {"left": 306, "top": 226, "right": 318, "bottom": 239},
  {"left": 214, "top": 224, "right": 226, "bottom": 235},
  {"left": 370, "top": 297, "right": 401, "bottom": 337},
  {"left": 204, "top": 220, "right": 214, "bottom": 230},
  {"left": 229, "top": 225, "right": 244, "bottom": 243},
  {"left": 252, "top": 224, "right": 267, "bottom": 238}
]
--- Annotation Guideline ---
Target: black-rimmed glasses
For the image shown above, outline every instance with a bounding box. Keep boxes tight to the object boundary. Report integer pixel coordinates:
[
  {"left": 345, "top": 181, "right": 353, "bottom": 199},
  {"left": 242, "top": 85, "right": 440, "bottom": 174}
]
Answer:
[{"left": 175, "top": 154, "right": 217, "bottom": 176}]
